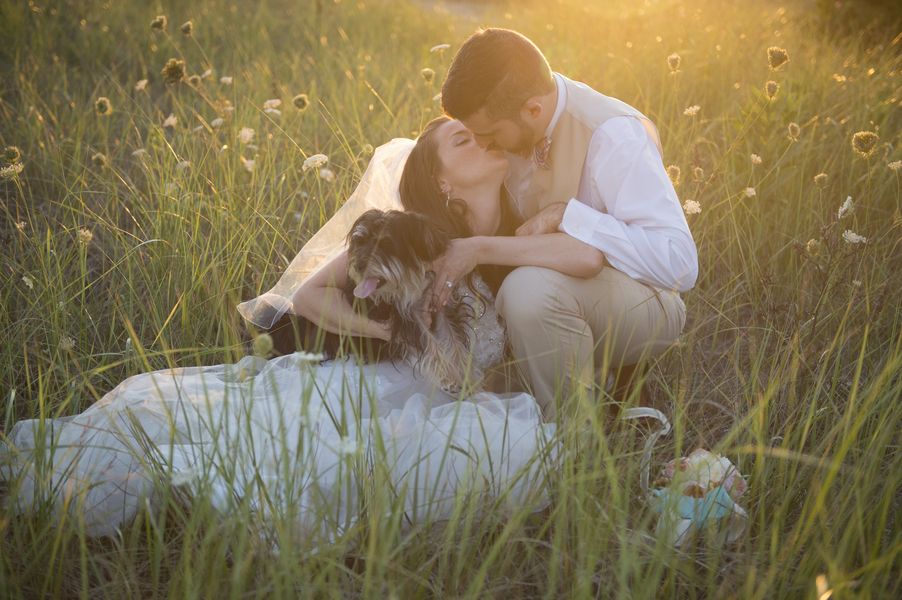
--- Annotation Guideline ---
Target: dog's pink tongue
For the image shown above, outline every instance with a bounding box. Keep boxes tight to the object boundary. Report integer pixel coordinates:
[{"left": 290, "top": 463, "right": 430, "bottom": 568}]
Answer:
[{"left": 353, "top": 277, "right": 379, "bottom": 298}]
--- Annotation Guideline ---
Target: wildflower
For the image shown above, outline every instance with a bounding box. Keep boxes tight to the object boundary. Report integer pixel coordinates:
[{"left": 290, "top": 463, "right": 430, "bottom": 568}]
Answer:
[
  {"left": 666, "top": 165, "right": 681, "bottom": 185},
  {"left": 222, "top": 106, "right": 235, "bottom": 113},
  {"left": 94, "top": 97, "right": 113, "bottom": 116},
  {"left": 745, "top": 187, "right": 756, "bottom": 198},
  {"left": 210, "top": 118, "right": 224, "bottom": 128},
  {"left": 302, "top": 154, "right": 328, "bottom": 172},
  {"left": 176, "top": 161, "right": 191, "bottom": 171},
  {"left": 806, "top": 238, "right": 820, "bottom": 256},
  {"left": 842, "top": 230, "right": 867, "bottom": 244},
  {"left": 852, "top": 280, "right": 862, "bottom": 288},
  {"left": 264, "top": 108, "right": 282, "bottom": 117},
  {"left": 180, "top": 20, "right": 193, "bottom": 35},
  {"left": 92, "top": 153, "right": 107, "bottom": 168},
  {"left": 832, "top": 74, "right": 847, "bottom": 82},
  {"left": 263, "top": 99, "right": 282, "bottom": 110},
  {"left": 60, "top": 336, "right": 75, "bottom": 350},
  {"left": 135, "top": 79, "right": 148, "bottom": 91},
  {"left": 22, "top": 276, "right": 34, "bottom": 290},
  {"left": 433, "top": 92, "right": 442, "bottom": 102},
  {"left": 77, "top": 228, "right": 93, "bottom": 244},
  {"left": 219, "top": 145, "right": 228, "bottom": 155},
  {"left": 682, "top": 199, "right": 701, "bottom": 215},
  {"left": 150, "top": 15, "right": 167, "bottom": 31},
  {"left": 15, "top": 221, "right": 26, "bottom": 232},
  {"left": 238, "top": 127, "right": 255, "bottom": 144},
  {"left": 362, "top": 144, "right": 374, "bottom": 155},
  {"left": 2, "top": 162, "right": 25, "bottom": 179},
  {"left": 243, "top": 159, "right": 255, "bottom": 173},
  {"left": 888, "top": 160, "right": 901, "bottom": 171},
  {"left": 4, "top": 146, "right": 21, "bottom": 164},
  {"left": 337, "top": 436, "right": 358, "bottom": 456},
  {"left": 421, "top": 68, "right": 436, "bottom": 84},
  {"left": 852, "top": 131, "right": 879, "bottom": 157},
  {"left": 319, "top": 168, "right": 335, "bottom": 182},
  {"left": 292, "top": 94, "right": 310, "bottom": 111},
  {"left": 201, "top": 69, "right": 213, "bottom": 79},
  {"left": 693, "top": 166, "right": 704, "bottom": 182},
  {"left": 188, "top": 75, "right": 201, "bottom": 86},
  {"left": 814, "top": 173, "right": 828, "bottom": 188},
  {"left": 751, "top": 154, "right": 762, "bottom": 165},
  {"left": 667, "top": 53, "right": 681, "bottom": 72},
  {"left": 253, "top": 333, "right": 273, "bottom": 357},
  {"left": 837, "top": 196, "right": 853, "bottom": 219},
  {"left": 683, "top": 105, "right": 700, "bottom": 116},
  {"left": 765, "top": 80, "right": 779, "bottom": 99},
  {"left": 430, "top": 44, "right": 451, "bottom": 52},
  {"left": 132, "top": 149, "right": 147, "bottom": 156},
  {"left": 788, "top": 122, "right": 800, "bottom": 140},
  {"left": 163, "top": 113, "right": 178, "bottom": 127},
  {"left": 295, "top": 350, "right": 326, "bottom": 362},
  {"left": 161, "top": 58, "right": 186, "bottom": 84},
  {"left": 220, "top": 76, "right": 233, "bottom": 85},
  {"left": 767, "top": 46, "right": 789, "bottom": 70}
]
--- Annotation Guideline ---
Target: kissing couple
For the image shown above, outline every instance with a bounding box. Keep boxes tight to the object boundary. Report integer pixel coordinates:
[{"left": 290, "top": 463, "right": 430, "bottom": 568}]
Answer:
[{"left": 3, "top": 28, "right": 697, "bottom": 541}]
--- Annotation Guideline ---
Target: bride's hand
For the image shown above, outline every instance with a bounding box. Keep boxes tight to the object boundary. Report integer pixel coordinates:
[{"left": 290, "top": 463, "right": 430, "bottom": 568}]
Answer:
[
  {"left": 426, "top": 238, "right": 481, "bottom": 312},
  {"left": 515, "top": 202, "right": 568, "bottom": 236}
]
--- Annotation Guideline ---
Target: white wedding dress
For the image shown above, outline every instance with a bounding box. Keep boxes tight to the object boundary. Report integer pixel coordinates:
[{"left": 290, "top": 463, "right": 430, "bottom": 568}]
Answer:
[{"left": 1, "top": 275, "right": 558, "bottom": 543}]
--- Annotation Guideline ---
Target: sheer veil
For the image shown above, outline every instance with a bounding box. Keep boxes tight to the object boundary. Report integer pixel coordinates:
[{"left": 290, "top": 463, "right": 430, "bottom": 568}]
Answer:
[{"left": 237, "top": 138, "right": 416, "bottom": 329}]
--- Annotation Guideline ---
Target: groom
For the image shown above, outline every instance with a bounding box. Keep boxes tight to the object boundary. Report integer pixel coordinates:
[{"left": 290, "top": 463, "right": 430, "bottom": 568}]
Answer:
[{"left": 434, "top": 28, "right": 698, "bottom": 420}]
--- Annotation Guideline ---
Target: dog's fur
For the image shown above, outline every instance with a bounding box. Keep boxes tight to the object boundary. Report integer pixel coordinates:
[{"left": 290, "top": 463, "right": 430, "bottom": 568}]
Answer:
[{"left": 264, "top": 210, "right": 488, "bottom": 392}]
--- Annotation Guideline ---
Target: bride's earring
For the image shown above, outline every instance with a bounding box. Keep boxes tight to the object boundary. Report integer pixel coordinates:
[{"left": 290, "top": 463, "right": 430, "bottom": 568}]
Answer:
[{"left": 441, "top": 187, "right": 451, "bottom": 209}]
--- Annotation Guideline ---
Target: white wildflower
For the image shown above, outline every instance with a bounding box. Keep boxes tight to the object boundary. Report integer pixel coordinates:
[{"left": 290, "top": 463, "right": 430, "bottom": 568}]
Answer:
[
  {"left": 296, "top": 351, "right": 326, "bottom": 362},
  {"left": 219, "top": 145, "right": 229, "bottom": 155},
  {"left": 163, "top": 113, "right": 178, "bottom": 128},
  {"left": 682, "top": 199, "right": 701, "bottom": 215},
  {"left": 842, "top": 230, "right": 867, "bottom": 244},
  {"left": 22, "top": 276, "right": 34, "bottom": 289},
  {"left": 837, "top": 196, "right": 853, "bottom": 219},
  {"left": 211, "top": 118, "right": 224, "bottom": 128},
  {"left": 852, "top": 280, "right": 862, "bottom": 288},
  {"left": 15, "top": 221, "right": 26, "bottom": 232},
  {"left": 132, "top": 149, "right": 147, "bottom": 156},
  {"left": 302, "top": 154, "right": 328, "bottom": 172},
  {"left": 430, "top": 44, "right": 451, "bottom": 52},
  {"left": 220, "top": 76, "right": 233, "bottom": 85},
  {"left": 193, "top": 125, "right": 204, "bottom": 133},
  {"left": 201, "top": 69, "right": 213, "bottom": 79},
  {"left": 60, "top": 336, "right": 75, "bottom": 350},
  {"left": 264, "top": 108, "right": 282, "bottom": 117},
  {"left": 246, "top": 144, "right": 258, "bottom": 151},
  {"left": 77, "top": 228, "right": 93, "bottom": 244},
  {"left": 337, "top": 436, "right": 358, "bottom": 456},
  {"left": 319, "top": 168, "right": 335, "bottom": 182},
  {"left": 238, "top": 127, "right": 255, "bottom": 144},
  {"left": 751, "top": 154, "right": 762, "bottom": 165},
  {"left": 262, "top": 98, "right": 282, "bottom": 110},
  {"left": 177, "top": 161, "right": 191, "bottom": 171},
  {"left": 745, "top": 187, "right": 756, "bottom": 198},
  {"left": 1, "top": 162, "right": 25, "bottom": 179},
  {"left": 242, "top": 159, "right": 255, "bottom": 173},
  {"left": 683, "top": 105, "right": 700, "bottom": 116},
  {"left": 889, "top": 160, "right": 902, "bottom": 171},
  {"left": 135, "top": 79, "right": 148, "bottom": 91},
  {"left": 433, "top": 92, "right": 442, "bottom": 102},
  {"left": 223, "top": 106, "right": 235, "bottom": 113}
]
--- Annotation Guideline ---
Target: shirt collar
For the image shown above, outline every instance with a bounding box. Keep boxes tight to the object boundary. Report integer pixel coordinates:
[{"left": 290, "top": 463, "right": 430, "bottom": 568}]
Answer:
[{"left": 544, "top": 73, "right": 568, "bottom": 140}]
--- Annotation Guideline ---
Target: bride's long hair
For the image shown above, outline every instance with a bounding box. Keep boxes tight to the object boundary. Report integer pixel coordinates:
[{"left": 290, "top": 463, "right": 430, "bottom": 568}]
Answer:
[{"left": 399, "top": 116, "right": 521, "bottom": 294}]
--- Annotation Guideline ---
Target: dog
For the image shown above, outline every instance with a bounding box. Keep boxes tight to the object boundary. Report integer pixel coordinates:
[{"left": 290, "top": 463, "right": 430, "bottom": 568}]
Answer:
[{"left": 265, "top": 210, "right": 491, "bottom": 392}]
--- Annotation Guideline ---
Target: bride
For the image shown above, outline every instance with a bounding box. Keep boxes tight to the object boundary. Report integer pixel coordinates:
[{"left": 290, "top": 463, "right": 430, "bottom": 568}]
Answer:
[{"left": 0, "top": 117, "right": 604, "bottom": 544}]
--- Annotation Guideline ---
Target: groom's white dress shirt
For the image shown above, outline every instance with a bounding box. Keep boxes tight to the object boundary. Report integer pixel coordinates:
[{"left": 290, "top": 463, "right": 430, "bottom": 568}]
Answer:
[{"left": 505, "top": 73, "right": 699, "bottom": 293}]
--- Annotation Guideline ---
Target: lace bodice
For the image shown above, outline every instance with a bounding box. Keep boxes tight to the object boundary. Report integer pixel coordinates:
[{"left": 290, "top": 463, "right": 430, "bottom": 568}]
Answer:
[{"left": 455, "top": 273, "right": 506, "bottom": 379}]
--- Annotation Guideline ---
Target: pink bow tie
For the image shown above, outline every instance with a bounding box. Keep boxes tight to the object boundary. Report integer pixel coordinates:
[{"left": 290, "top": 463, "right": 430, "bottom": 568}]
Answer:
[{"left": 533, "top": 137, "right": 551, "bottom": 170}]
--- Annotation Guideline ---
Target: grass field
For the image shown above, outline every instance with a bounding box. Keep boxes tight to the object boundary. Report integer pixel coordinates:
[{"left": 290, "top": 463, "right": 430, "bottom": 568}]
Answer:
[{"left": 2, "top": 0, "right": 902, "bottom": 597}]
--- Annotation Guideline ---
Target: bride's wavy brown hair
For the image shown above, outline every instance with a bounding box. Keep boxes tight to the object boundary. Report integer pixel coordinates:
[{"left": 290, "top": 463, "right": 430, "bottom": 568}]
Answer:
[{"left": 399, "top": 116, "right": 521, "bottom": 294}]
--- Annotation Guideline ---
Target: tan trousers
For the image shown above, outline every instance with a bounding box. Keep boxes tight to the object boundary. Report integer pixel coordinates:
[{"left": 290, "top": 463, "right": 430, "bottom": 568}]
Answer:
[{"left": 495, "top": 266, "right": 686, "bottom": 420}]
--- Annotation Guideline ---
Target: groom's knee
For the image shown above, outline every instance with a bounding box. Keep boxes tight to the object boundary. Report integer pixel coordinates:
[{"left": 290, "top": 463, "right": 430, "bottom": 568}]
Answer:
[{"left": 496, "top": 266, "right": 560, "bottom": 327}]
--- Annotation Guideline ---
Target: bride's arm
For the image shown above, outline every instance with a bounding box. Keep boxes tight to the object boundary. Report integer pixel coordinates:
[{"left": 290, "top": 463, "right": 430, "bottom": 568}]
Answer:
[{"left": 292, "top": 251, "right": 392, "bottom": 341}]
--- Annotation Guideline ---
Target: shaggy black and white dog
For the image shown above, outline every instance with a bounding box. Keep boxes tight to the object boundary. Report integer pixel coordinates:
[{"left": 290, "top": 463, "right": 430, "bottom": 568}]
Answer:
[{"left": 265, "top": 210, "right": 491, "bottom": 392}]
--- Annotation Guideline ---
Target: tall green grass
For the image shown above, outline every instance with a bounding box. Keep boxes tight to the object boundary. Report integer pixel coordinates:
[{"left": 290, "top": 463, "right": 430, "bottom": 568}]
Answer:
[{"left": 1, "top": 0, "right": 901, "bottom": 597}]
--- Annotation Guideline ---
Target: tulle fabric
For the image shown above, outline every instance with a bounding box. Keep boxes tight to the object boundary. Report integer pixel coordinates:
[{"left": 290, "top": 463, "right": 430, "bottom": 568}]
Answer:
[{"left": 2, "top": 354, "right": 558, "bottom": 542}]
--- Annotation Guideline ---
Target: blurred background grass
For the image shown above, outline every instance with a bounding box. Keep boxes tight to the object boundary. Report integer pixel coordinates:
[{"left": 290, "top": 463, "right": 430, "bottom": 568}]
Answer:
[{"left": 1, "top": 0, "right": 902, "bottom": 598}]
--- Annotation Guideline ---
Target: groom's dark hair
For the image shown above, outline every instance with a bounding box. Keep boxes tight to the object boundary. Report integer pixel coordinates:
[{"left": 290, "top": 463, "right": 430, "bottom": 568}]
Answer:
[{"left": 442, "top": 28, "right": 555, "bottom": 121}]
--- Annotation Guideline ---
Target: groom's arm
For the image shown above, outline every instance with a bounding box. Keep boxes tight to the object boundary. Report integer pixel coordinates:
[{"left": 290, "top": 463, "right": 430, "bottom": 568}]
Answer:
[{"left": 558, "top": 116, "right": 699, "bottom": 292}]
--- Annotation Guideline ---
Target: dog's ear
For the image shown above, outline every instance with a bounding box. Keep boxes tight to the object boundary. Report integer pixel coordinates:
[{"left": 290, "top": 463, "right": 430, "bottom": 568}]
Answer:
[
  {"left": 348, "top": 209, "right": 387, "bottom": 245},
  {"left": 395, "top": 212, "right": 449, "bottom": 262}
]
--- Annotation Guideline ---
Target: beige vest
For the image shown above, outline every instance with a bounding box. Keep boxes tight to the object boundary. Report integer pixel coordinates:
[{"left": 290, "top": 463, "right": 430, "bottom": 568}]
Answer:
[{"left": 514, "top": 75, "right": 663, "bottom": 220}]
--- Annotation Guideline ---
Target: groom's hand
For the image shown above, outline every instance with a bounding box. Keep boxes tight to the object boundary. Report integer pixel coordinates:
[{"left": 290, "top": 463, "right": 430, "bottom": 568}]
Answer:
[
  {"left": 426, "top": 238, "right": 480, "bottom": 312},
  {"left": 515, "top": 202, "right": 568, "bottom": 236}
]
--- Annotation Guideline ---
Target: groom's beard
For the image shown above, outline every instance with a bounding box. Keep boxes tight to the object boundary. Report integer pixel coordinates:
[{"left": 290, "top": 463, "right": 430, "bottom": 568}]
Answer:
[{"left": 499, "top": 115, "right": 538, "bottom": 156}]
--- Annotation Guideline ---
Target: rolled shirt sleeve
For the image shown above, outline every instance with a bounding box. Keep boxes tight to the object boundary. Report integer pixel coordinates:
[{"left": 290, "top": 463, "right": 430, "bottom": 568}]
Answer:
[{"left": 558, "top": 116, "right": 699, "bottom": 292}]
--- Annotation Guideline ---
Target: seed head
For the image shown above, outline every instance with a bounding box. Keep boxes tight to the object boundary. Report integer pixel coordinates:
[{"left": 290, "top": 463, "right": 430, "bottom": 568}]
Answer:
[
  {"left": 683, "top": 105, "right": 700, "bottom": 116},
  {"left": 92, "top": 153, "right": 107, "bottom": 168},
  {"left": 765, "top": 80, "right": 779, "bottom": 100},
  {"left": 888, "top": 160, "right": 902, "bottom": 171},
  {"left": 4, "top": 146, "right": 21, "bottom": 164},
  {"left": 77, "top": 228, "right": 93, "bottom": 245},
  {"left": 666, "top": 165, "right": 681, "bottom": 185},
  {"left": 751, "top": 154, "right": 762, "bottom": 165},
  {"left": 667, "top": 53, "right": 681, "bottom": 72},
  {"left": 292, "top": 94, "right": 310, "bottom": 111},
  {"left": 806, "top": 238, "right": 820, "bottom": 256},
  {"left": 837, "top": 196, "right": 853, "bottom": 219},
  {"left": 161, "top": 58, "right": 186, "bottom": 84},
  {"left": 188, "top": 74, "right": 201, "bottom": 86},
  {"left": 767, "top": 46, "right": 789, "bottom": 70},
  {"left": 682, "top": 199, "right": 701, "bottom": 215},
  {"left": 253, "top": 333, "right": 274, "bottom": 358},
  {"left": 94, "top": 97, "right": 112, "bottom": 116},
  {"left": 421, "top": 68, "right": 436, "bottom": 84},
  {"left": 852, "top": 131, "right": 879, "bottom": 157},
  {"left": 15, "top": 221, "right": 26, "bottom": 231},
  {"left": 788, "top": 122, "right": 800, "bottom": 140},
  {"left": 150, "top": 15, "right": 167, "bottom": 31},
  {"left": 60, "top": 336, "right": 75, "bottom": 351},
  {"left": 0, "top": 162, "right": 24, "bottom": 179},
  {"left": 180, "top": 21, "right": 194, "bottom": 35},
  {"left": 693, "top": 166, "right": 705, "bottom": 182},
  {"left": 814, "top": 173, "right": 828, "bottom": 188},
  {"left": 302, "top": 154, "right": 328, "bottom": 172},
  {"left": 363, "top": 144, "right": 374, "bottom": 155}
]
